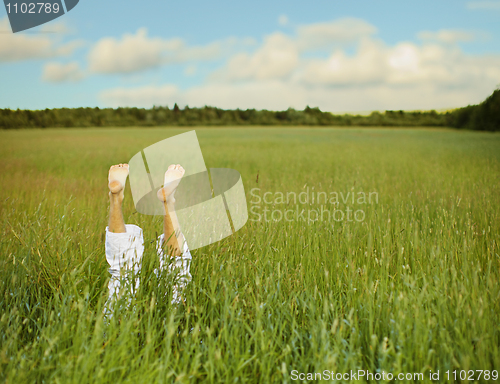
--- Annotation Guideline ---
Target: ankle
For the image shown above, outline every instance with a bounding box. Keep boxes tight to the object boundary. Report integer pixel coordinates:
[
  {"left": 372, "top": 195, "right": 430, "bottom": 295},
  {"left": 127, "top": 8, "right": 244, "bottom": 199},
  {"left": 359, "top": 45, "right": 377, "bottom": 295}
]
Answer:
[{"left": 109, "top": 191, "right": 124, "bottom": 205}]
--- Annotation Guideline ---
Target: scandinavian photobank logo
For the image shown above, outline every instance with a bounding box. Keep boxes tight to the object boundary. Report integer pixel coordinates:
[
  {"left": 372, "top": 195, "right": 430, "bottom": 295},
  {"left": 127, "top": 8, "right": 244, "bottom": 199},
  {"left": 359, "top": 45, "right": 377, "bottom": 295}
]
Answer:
[
  {"left": 4, "top": 0, "right": 79, "bottom": 33},
  {"left": 128, "top": 130, "right": 248, "bottom": 250}
]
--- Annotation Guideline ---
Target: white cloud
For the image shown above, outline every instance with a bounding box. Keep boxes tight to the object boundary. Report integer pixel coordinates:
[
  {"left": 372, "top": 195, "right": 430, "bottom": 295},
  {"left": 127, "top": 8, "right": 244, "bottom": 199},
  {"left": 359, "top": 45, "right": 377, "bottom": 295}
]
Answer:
[
  {"left": 99, "top": 81, "right": 302, "bottom": 109},
  {"left": 100, "top": 84, "right": 179, "bottom": 107},
  {"left": 299, "top": 38, "right": 388, "bottom": 86},
  {"left": 40, "top": 21, "right": 74, "bottom": 34},
  {"left": 418, "top": 29, "right": 478, "bottom": 44},
  {"left": 170, "top": 40, "right": 222, "bottom": 63},
  {"left": 88, "top": 28, "right": 255, "bottom": 75},
  {"left": 297, "top": 18, "right": 377, "bottom": 51},
  {"left": 98, "top": 20, "right": 500, "bottom": 112},
  {"left": 278, "top": 15, "right": 289, "bottom": 26},
  {"left": 211, "top": 18, "right": 378, "bottom": 83},
  {"left": 88, "top": 28, "right": 171, "bottom": 74},
  {"left": 0, "top": 17, "right": 82, "bottom": 62},
  {"left": 210, "top": 21, "right": 500, "bottom": 93},
  {"left": 467, "top": 1, "right": 500, "bottom": 9},
  {"left": 211, "top": 32, "right": 299, "bottom": 81},
  {"left": 42, "top": 62, "right": 84, "bottom": 82},
  {"left": 298, "top": 38, "right": 500, "bottom": 88},
  {"left": 184, "top": 81, "right": 306, "bottom": 110},
  {"left": 99, "top": 80, "right": 497, "bottom": 112}
]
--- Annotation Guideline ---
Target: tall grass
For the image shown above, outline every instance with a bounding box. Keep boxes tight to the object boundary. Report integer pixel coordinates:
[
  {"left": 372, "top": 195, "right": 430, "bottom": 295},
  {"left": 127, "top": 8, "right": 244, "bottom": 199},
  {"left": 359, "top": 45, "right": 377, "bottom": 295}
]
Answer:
[{"left": 1, "top": 127, "right": 499, "bottom": 383}]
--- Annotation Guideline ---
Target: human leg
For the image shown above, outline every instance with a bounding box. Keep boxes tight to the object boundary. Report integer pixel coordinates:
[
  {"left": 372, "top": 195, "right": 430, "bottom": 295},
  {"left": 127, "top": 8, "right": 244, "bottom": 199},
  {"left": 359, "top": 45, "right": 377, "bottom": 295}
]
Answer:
[
  {"left": 104, "top": 164, "right": 144, "bottom": 315},
  {"left": 108, "top": 164, "right": 128, "bottom": 233},
  {"left": 156, "top": 164, "right": 192, "bottom": 303},
  {"left": 156, "top": 164, "right": 186, "bottom": 255}
]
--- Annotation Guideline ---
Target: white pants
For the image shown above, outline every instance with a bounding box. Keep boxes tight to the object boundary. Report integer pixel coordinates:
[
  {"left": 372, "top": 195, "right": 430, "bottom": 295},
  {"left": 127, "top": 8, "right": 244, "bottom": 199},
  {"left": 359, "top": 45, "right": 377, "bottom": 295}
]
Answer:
[{"left": 104, "top": 224, "right": 192, "bottom": 315}]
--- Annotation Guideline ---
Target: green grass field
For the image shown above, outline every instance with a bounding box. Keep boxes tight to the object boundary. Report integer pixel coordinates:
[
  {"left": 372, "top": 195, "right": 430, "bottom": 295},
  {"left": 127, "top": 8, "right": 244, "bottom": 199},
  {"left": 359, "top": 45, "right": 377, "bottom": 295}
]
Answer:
[{"left": 1, "top": 127, "right": 499, "bottom": 383}]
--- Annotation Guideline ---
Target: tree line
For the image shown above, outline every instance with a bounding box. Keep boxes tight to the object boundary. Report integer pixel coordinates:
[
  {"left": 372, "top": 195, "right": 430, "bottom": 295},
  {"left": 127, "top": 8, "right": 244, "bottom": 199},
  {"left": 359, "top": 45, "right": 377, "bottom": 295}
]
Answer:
[
  {"left": 1, "top": 89, "right": 498, "bottom": 131},
  {"left": 446, "top": 88, "right": 499, "bottom": 132}
]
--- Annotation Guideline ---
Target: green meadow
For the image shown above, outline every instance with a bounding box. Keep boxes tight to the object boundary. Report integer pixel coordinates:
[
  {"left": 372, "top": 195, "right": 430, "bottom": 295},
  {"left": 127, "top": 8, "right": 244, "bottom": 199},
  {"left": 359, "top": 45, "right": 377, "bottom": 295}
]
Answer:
[{"left": 1, "top": 127, "right": 499, "bottom": 383}]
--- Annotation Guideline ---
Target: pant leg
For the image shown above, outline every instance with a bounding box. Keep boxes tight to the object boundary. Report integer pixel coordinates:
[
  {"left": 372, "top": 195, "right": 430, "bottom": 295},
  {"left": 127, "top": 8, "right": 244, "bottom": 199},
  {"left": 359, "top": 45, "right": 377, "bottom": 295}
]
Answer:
[
  {"left": 155, "top": 234, "right": 192, "bottom": 304},
  {"left": 104, "top": 224, "right": 144, "bottom": 316}
]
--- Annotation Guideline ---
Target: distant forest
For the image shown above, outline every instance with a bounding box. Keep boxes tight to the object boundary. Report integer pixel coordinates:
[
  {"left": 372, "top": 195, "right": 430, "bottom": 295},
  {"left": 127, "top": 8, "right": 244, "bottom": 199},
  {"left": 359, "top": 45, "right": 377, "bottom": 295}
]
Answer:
[{"left": 1, "top": 88, "right": 498, "bottom": 131}]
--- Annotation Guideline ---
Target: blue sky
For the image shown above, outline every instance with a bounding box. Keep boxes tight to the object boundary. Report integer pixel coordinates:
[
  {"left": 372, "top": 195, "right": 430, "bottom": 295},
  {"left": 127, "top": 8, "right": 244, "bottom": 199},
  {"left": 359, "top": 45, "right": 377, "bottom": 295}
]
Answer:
[{"left": 1, "top": 0, "right": 499, "bottom": 112}]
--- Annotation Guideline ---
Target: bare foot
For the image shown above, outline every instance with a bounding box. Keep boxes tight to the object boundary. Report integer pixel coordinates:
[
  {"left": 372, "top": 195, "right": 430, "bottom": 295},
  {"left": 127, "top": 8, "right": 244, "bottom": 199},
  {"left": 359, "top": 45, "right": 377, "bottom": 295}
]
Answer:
[
  {"left": 108, "top": 164, "right": 129, "bottom": 202},
  {"left": 157, "top": 164, "right": 185, "bottom": 203}
]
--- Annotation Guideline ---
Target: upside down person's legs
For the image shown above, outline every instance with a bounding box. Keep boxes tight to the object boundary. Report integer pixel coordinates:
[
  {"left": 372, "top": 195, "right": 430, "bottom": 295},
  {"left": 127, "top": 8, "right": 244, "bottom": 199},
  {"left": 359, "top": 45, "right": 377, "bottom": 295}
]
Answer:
[
  {"left": 156, "top": 164, "right": 192, "bottom": 304},
  {"left": 104, "top": 164, "right": 144, "bottom": 316},
  {"left": 104, "top": 163, "right": 192, "bottom": 316}
]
